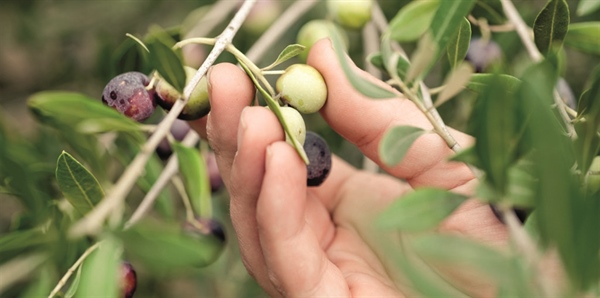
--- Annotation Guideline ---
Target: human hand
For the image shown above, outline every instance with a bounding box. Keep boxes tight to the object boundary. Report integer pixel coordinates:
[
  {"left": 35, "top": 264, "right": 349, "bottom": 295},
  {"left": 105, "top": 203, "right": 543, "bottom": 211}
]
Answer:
[{"left": 189, "top": 39, "right": 508, "bottom": 297}]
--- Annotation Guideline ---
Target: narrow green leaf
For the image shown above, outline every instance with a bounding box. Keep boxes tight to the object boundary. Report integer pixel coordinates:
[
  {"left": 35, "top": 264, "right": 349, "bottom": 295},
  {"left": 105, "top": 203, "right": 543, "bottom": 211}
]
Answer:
[
  {"left": 377, "top": 188, "right": 468, "bottom": 232},
  {"left": 172, "top": 143, "right": 210, "bottom": 217},
  {"left": 119, "top": 220, "right": 224, "bottom": 270},
  {"left": 406, "top": 33, "right": 438, "bottom": 83},
  {"left": 430, "top": 0, "right": 477, "bottom": 56},
  {"left": 533, "top": 0, "right": 570, "bottom": 55},
  {"left": 436, "top": 62, "right": 474, "bottom": 107},
  {"left": 575, "top": 65, "right": 600, "bottom": 175},
  {"left": 125, "top": 33, "right": 149, "bottom": 53},
  {"left": 471, "top": 0, "right": 506, "bottom": 25},
  {"left": 517, "top": 60, "right": 600, "bottom": 290},
  {"left": 379, "top": 126, "right": 427, "bottom": 167},
  {"left": 56, "top": 151, "right": 104, "bottom": 216},
  {"left": 329, "top": 23, "right": 396, "bottom": 99},
  {"left": 564, "top": 22, "right": 600, "bottom": 55},
  {"left": 412, "top": 234, "right": 511, "bottom": 280},
  {"left": 470, "top": 72, "right": 525, "bottom": 193},
  {"left": 261, "top": 44, "right": 306, "bottom": 71},
  {"left": 28, "top": 91, "right": 140, "bottom": 133},
  {"left": 388, "top": 0, "right": 440, "bottom": 42},
  {"left": 76, "top": 237, "right": 121, "bottom": 298},
  {"left": 466, "top": 73, "right": 521, "bottom": 94},
  {"left": 449, "top": 145, "right": 481, "bottom": 168},
  {"left": 147, "top": 40, "right": 186, "bottom": 94},
  {"left": 446, "top": 18, "right": 472, "bottom": 69},
  {"left": 367, "top": 52, "right": 411, "bottom": 81},
  {"left": 576, "top": 0, "right": 600, "bottom": 16},
  {"left": 64, "top": 264, "right": 83, "bottom": 298}
]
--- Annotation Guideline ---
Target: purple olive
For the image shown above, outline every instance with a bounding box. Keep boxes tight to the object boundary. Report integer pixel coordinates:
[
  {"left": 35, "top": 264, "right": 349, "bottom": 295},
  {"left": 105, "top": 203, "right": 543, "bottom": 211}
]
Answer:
[
  {"left": 303, "top": 131, "right": 332, "bottom": 186},
  {"left": 156, "top": 119, "right": 192, "bottom": 159},
  {"left": 465, "top": 38, "right": 502, "bottom": 73},
  {"left": 183, "top": 217, "right": 225, "bottom": 243},
  {"left": 120, "top": 261, "right": 137, "bottom": 298},
  {"left": 102, "top": 72, "right": 156, "bottom": 122}
]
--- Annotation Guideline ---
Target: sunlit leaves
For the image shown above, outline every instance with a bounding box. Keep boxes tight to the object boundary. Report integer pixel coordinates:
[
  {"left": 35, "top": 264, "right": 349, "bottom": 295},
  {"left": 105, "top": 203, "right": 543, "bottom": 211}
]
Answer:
[
  {"left": 56, "top": 151, "right": 104, "bottom": 216},
  {"left": 379, "top": 126, "right": 427, "bottom": 167},
  {"left": 533, "top": 0, "right": 570, "bottom": 55},
  {"left": 377, "top": 188, "right": 467, "bottom": 232},
  {"left": 430, "top": 0, "right": 477, "bottom": 58}
]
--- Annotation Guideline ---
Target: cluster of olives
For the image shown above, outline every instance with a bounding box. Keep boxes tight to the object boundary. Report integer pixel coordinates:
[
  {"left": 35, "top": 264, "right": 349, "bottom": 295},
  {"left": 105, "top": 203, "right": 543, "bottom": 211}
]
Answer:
[{"left": 102, "top": 67, "right": 209, "bottom": 123}]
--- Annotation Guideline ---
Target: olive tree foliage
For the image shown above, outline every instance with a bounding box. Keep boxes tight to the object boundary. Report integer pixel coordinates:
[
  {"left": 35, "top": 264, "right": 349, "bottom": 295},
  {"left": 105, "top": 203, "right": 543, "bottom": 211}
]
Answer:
[{"left": 0, "top": 0, "right": 599, "bottom": 297}]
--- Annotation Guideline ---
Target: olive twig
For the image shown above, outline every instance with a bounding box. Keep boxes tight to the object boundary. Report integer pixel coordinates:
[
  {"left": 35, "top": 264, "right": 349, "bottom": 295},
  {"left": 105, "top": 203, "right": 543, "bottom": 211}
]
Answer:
[{"left": 69, "top": 0, "right": 257, "bottom": 237}]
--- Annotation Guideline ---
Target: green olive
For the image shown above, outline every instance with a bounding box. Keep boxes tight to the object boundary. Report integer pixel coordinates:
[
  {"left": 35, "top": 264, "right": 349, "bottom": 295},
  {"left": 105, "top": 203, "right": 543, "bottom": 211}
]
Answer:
[
  {"left": 327, "top": 0, "right": 373, "bottom": 30},
  {"left": 268, "top": 106, "right": 306, "bottom": 146},
  {"left": 296, "top": 19, "right": 348, "bottom": 61},
  {"left": 276, "top": 64, "right": 327, "bottom": 114},
  {"left": 155, "top": 66, "right": 210, "bottom": 120}
]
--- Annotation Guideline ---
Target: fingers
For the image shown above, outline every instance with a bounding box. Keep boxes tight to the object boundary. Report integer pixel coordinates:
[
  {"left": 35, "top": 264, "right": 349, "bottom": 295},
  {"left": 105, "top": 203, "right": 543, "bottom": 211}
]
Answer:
[
  {"left": 204, "top": 63, "right": 256, "bottom": 187},
  {"left": 256, "top": 141, "right": 349, "bottom": 296},
  {"left": 307, "top": 39, "right": 475, "bottom": 190}
]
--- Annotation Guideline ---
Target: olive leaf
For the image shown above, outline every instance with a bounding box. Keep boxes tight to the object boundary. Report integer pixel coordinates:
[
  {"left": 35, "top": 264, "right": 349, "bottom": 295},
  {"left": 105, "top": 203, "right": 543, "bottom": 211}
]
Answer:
[
  {"left": 466, "top": 73, "right": 521, "bottom": 94},
  {"left": 446, "top": 17, "right": 472, "bottom": 69},
  {"left": 435, "top": 62, "right": 474, "bottom": 107},
  {"left": 261, "top": 44, "right": 306, "bottom": 71},
  {"left": 377, "top": 188, "right": 468, "bottom": 232},
  {"left": 411, "top": 234, "right": 532, "bottom": 296},
  {"left": 379, "top": 125, "right": 427, "bottom": 167},
  {"left": 388, "top": 0, "right": 440, "bottom": 42},
  {"left": 119, "top": 221, "right": 224, "bottom": 270},
  {"left": 64, "top": 264, "right": 83, "bottom": 298},
  {"left": 173, "top": 143, "right": 211, "bottom": 217},
  {"left": 430, "top": 0, "right": 477, "bottom": 56},
  {"left": 125, "top": 33, "right": 149, "bottom": 53},
  {"left": 56, "top": 151, "right": 105, "bottom": 216},
  {"left": 533, "top": 0, "right": 570, "bottom": 55},
  {"left": 145, "top": 26, "right": 186, "bottom": 93},
  {"left": 76, "top": 237, "right": 121, "bottom": 298},
  {"left": 329, "top": 22, "right": 396, "bottom": 99},
  {"left": 367, "top": 52, "right": 411, "bottom": 81},
  {"left": 564, "top": 22, "right": 600, "bottom": 56}
]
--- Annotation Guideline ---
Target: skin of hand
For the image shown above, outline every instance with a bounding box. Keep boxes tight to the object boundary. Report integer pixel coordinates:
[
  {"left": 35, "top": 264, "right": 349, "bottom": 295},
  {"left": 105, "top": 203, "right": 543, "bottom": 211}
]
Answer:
[{"left": 188, "top": 39, "right": 511, "bottom": 297}]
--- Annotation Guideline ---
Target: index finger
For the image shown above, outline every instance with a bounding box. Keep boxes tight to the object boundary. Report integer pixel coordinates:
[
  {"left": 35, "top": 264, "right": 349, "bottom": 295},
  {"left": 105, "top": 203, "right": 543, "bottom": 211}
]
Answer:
[{"left": 308, "top": 39, "right": 475, "bottom": 190}]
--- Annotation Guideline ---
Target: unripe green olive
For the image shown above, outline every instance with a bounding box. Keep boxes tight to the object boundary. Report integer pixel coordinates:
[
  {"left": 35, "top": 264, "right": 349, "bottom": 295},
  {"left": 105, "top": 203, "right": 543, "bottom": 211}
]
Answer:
[
  {"left": 276, "top": 64, "right": 327, "bottom": 114},
  {"left": 296, "top": 19, "right": 348, "bottom": 61},
  {"left": 155, "top": 66, "right": 210, "bottom": 120},
  {"left": 327, "top": 0, "right": 373, "bottom": 30},
  {"left": 269, "top": 106, "right": 306, "bottom": 146}
]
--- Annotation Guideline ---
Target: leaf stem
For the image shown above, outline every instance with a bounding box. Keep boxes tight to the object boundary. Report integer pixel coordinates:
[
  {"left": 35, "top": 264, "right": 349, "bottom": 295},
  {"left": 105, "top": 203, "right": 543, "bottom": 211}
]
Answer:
[
  {"left": 48, "top": 242, "right": 100, "bottom": 298},
  {"left": 69, "top": 0, "right": 257, "bottom": 237},
  {"left": 261, "top": 70, "right": 285, "bottom": 76}
]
